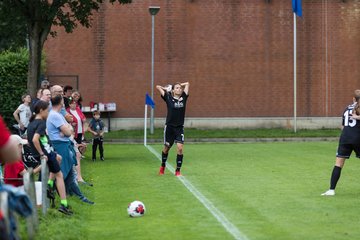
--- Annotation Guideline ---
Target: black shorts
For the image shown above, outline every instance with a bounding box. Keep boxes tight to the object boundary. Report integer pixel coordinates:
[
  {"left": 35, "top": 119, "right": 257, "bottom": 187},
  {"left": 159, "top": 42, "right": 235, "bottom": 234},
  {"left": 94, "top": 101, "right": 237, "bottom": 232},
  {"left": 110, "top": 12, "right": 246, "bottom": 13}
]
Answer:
[
  {"left": 46, "top": 151, "right": 61, "bottom": 173},
  {"left": 164, "top": 125, "right": 184, "bottom": 147},
  {"left": 336, "top": 143, "right": 360, "bottom": 159}
]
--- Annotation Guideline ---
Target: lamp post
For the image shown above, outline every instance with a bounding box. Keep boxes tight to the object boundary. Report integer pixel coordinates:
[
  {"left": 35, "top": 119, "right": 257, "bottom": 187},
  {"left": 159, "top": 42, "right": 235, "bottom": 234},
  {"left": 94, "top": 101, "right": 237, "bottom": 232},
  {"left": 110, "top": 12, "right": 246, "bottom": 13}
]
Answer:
[{"left": 149, "top": 6, "right": 160, "bottom": 134}]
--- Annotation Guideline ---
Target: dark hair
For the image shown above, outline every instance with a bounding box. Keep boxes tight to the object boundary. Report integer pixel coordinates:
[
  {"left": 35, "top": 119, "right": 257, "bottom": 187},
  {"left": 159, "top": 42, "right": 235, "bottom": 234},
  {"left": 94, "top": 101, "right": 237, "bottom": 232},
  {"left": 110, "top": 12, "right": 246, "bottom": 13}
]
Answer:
[
  {"left": 93, "top": 110, "right": 101, "bottom": 116},
  {"left": 51, "top": 95, "right": 63, "bottom": 106},
  {"left": 30, "top": 100, "right": 49, "bottom": 122},
  {"left": 172, "top": 82, "right": 182, "bottom": 90},
  {"left": 64, "top": 85, "right": 73, "bottom": 92}
]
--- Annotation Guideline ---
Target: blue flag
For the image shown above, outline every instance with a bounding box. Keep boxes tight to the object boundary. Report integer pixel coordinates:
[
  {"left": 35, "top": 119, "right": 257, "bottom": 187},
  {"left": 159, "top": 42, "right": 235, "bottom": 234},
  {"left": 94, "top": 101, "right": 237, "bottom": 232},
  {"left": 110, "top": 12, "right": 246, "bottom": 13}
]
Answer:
[
  {"left": 145, "top": 93, "right": 155, "bottom": 109},
  {"left": 292, "top": 0, "right": 302, "bottom": 17}
]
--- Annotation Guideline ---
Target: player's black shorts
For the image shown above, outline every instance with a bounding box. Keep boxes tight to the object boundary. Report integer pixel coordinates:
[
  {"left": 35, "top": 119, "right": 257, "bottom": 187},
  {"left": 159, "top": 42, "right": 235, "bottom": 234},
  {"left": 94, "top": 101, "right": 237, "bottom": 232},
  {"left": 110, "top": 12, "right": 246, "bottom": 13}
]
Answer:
[
  {"left": 164, "top": 125, "right": 184, "bottom": 147},
  {"left": 336, "top": 143, "right": 360, "bottom": 159},
  {"left": 46, "top": 151, "right": 61, "bottom": 174}
]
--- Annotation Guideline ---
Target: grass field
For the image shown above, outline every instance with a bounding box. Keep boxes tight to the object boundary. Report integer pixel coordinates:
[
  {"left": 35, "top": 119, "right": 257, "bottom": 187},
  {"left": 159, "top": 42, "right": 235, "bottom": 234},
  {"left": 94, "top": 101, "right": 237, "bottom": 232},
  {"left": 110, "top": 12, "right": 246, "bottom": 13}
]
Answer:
[
  {"left": 84, "top": 128, "right": 341, "bottom": 140},
  {"left": 33, "top": 141, "right": 360, "bottom": 240}
]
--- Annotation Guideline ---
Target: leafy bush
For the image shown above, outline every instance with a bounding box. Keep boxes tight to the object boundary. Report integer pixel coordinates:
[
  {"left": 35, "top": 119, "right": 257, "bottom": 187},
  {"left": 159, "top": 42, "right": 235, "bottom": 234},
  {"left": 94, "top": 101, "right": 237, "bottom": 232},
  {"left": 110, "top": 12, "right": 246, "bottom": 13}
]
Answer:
[{"left": 0, "top": 48, "right": 29, "bottom": 128}]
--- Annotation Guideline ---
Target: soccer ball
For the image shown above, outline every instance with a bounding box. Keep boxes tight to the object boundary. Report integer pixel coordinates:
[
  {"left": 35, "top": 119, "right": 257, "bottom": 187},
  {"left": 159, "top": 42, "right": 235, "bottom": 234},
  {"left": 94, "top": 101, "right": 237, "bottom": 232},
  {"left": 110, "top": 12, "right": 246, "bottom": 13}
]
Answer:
[
  {"left": 165, "top": 84, "right": 172, "bottom": 92},
  {"left": 127, "top": 200, "right": 146, "bottom": 217}
]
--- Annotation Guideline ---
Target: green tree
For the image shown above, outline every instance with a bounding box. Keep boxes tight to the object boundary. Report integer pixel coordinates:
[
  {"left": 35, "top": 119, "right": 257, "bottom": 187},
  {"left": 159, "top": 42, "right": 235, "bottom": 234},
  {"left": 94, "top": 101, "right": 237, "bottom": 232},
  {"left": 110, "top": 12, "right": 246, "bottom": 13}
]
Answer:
[
  {"left": 2, "top": 0, "right": 131, "bottom": 96},
  {"left": 0, "top": 2, "right": 27, "bottom": 51}
]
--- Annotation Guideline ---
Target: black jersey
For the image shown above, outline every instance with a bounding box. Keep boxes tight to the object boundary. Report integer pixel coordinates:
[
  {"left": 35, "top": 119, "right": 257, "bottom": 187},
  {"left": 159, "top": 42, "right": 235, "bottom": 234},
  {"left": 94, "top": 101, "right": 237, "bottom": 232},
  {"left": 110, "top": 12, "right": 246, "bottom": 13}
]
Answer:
[
  {"left": 339, "top": 103, "right": 360, "bottom": 144},
  {"left": 161, "top": 91, "right": 189, "bottom": 127},
  {"left": 27, "top": 119, "right": 54, "bottom": 157}
]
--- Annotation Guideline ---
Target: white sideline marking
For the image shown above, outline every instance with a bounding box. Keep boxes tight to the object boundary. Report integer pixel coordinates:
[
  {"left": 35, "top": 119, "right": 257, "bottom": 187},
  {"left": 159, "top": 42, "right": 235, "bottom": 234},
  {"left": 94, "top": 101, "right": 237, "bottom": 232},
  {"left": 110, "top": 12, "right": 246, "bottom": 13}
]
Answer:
[{"left": 145, "top": 145, "right": 249, "bottom": 240}]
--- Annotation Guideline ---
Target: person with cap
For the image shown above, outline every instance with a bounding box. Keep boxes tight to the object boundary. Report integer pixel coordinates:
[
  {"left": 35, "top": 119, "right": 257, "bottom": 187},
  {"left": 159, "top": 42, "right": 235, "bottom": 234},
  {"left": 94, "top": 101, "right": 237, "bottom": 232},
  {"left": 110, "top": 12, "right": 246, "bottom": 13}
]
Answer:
[
  {"left": 0, "top": 116, "right": 20, "bottom": 164},
  {"left": 3, "top": 135, "right": 41, "bottom": 187}
]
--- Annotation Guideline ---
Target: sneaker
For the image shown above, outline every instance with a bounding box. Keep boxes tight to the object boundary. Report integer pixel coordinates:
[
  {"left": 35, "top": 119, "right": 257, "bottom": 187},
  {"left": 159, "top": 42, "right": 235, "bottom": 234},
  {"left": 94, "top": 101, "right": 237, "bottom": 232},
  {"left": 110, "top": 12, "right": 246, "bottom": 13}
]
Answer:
[
  {"left": 47, "top": 186, "right": 55, "bottom": 200},
  {"left": 100, "top": 157, "right": 104, "bottom": 161},
  {"left": 175, "top": 170, "right": 182, "bottom": 177},
  {"left": 321, "top": 189, "right": 335, "bottom": 196},
  {"left": 47, "top": 185, "right": 56, "bottom": 208},
  {"left": 81, "top": 197, "right": 95, "bottom": 205},
  {"left": 78, "top": 181, "right": 94, "bottom": 187},
  {"left": 159, "top": 166, "right": 165, "bottom": 175},
  {"left": 92, "top": 158, "right": 96, "bottom": 162},
  {"left": 58, "top": 204, "right": 73, "bottom": 215}
]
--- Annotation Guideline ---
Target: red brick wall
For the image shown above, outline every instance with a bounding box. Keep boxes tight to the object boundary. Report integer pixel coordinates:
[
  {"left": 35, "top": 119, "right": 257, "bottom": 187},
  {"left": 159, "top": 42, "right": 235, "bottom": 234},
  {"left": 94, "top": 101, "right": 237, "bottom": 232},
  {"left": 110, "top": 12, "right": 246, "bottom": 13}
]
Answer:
[{"left": 44, "top": 0, "right": 360, "bottom": 118}]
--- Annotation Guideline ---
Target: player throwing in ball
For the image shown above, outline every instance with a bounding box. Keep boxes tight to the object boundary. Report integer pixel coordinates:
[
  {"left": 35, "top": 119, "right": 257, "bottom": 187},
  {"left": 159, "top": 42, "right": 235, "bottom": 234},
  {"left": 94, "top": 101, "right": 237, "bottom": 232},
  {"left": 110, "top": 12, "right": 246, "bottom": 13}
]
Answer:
[
  {"left": 322, "top": 89, "right": 360, "bottom": 196},
  {"left": 156, "top": 82, "right": 190, "bottom": 176}
]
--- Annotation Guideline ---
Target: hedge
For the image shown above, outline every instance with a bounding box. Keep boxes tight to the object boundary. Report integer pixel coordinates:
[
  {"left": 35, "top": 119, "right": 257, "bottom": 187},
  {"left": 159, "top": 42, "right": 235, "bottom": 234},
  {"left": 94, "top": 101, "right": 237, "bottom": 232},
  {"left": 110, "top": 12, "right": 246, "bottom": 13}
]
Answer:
[{"left": 0, "top": 48, "right": 29, "bottom": 128}]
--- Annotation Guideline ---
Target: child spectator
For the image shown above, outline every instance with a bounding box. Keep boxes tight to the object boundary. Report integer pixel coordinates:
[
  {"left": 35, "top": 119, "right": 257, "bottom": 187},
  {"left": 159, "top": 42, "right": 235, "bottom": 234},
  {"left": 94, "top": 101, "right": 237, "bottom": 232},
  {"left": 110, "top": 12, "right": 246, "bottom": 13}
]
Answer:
[
  {"left": 13, "top": 94, "right": 32, "bottom": 135},
  {"left": 88, "top": 110, "right": 105, "bottom": 162},
  {"left": 3, "top": 135, "right": 41, "bottom": 187}
]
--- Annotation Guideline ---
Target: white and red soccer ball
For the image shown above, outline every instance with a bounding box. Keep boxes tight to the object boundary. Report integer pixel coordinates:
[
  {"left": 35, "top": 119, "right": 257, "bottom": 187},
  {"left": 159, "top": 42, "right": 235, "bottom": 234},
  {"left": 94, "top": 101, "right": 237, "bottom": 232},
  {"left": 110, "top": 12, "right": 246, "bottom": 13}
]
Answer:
[
  {"left": 165, "top": 84, "right": 172, "bottom": 92},
  {"left": 127, "top": 200, "right": 146, "bottom": 217}
]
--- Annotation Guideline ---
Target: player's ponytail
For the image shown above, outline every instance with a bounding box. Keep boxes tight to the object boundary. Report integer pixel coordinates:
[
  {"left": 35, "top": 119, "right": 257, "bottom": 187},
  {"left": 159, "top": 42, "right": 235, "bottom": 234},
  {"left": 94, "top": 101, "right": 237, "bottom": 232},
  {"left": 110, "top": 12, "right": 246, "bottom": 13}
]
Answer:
[
  {"left": 30, "top": 100, "right": 49, "bottom": 122},
  {"left": 353, "top": 90, "right": 360, "bottom": 115},
  {"left": 354, "top": 97, "right": 360, "bottom": 116}
]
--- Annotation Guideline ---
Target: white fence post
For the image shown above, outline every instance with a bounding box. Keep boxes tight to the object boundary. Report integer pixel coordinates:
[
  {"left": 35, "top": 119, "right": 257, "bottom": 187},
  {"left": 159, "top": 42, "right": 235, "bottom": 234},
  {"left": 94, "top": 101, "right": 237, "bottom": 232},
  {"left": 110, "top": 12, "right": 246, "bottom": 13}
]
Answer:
[
  {"left": 41, "top": 158, "right": 49, "bottom": 215},
  {"left": 23, "top": 168, "right": 38, "bottom": 239}
]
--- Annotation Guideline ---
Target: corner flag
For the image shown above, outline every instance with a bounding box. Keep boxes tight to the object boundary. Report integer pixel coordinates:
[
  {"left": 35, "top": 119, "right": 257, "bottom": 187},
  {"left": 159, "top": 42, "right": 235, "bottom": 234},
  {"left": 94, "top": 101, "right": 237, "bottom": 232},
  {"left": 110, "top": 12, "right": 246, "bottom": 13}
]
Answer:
[
  {"left": 292, "top": 0, "right": 302, "bottom": 17},
  {"left": 144, "top": 93, "right": 155, "bottom": 146},
  {"left": 145, "top": 93, "right": 155, "bottom": 109}
]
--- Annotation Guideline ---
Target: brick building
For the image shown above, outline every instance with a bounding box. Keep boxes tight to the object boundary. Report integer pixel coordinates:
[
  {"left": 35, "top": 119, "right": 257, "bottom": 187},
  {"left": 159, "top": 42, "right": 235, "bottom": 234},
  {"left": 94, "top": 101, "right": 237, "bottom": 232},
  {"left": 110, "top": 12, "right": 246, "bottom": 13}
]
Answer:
[{"left": 44, "top": 0, "right": 360, "bottom": 129}]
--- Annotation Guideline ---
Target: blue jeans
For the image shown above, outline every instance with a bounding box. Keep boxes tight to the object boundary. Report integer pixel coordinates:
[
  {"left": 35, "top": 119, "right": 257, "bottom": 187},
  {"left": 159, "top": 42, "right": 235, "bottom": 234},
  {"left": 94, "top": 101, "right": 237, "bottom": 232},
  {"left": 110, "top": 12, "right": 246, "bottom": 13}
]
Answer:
[{"left": 64, "top": 167, "right": 84, "bottom": 199}]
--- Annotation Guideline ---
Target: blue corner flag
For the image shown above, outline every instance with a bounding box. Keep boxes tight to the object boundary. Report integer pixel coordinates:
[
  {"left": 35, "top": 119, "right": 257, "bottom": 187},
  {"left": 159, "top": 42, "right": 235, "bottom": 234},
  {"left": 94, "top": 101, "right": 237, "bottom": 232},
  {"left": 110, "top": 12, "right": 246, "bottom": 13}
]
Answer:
[
  {"left": 292, "top": 0, "right": 302, "bottom": 17},
  {"left": 145, "top": 93, "right": 155, "bottom": 109}
]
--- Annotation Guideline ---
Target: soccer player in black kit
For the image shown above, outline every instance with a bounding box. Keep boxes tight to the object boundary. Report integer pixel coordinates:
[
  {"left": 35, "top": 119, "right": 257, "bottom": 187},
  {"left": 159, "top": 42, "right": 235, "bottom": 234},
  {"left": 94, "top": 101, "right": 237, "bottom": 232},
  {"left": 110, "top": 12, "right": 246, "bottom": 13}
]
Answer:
[
  {"left": 322, "top": 89, "right": 360, "bottom": 196},
  {"left": 156, "top": 82, "right": 190, "bottom": 176}
]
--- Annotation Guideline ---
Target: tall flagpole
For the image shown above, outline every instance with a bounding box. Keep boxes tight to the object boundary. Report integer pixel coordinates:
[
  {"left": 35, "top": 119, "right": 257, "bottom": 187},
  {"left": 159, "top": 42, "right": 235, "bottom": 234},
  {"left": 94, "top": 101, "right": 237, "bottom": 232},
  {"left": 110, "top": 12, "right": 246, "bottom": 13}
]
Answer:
[
  {"left": 149, "top": 6, "right": 160, "bottom": 135},
  {"left": 293, "top": 12, "right": 297, "bottom": 133},
  {"left": 150, "top": 14, "right": 155, "bottom": 135},
  {"left": 144, "top": 104, "right": 147, "bottom": 146}
]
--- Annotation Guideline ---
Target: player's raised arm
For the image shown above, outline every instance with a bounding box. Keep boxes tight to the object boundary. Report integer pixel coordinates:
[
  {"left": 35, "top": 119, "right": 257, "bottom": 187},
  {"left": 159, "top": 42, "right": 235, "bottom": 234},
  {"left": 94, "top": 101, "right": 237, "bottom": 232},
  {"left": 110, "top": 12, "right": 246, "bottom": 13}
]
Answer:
[
  {"left": 181, "top": 82, "right": 190, "bottom": 95},
  {"left": 156, "top": 85, "right": 166, "bottom": 97}
]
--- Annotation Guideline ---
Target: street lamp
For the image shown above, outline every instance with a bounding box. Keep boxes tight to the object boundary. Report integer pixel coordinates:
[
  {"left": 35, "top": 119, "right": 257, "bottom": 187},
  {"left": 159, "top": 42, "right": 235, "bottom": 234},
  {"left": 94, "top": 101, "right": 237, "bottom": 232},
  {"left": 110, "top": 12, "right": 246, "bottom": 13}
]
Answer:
[{"left": 149, "top": 6, "right": 160, "bottom": 134}]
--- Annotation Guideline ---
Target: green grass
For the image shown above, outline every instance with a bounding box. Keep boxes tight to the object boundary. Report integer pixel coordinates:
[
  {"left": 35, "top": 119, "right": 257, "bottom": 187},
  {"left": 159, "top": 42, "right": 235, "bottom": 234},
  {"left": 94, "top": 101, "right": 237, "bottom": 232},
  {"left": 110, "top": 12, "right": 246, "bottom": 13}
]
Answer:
[
  {"left": 85, "top": 128, "right": 341, "bottom": 140},
  {"left": 31, "top": 141, "right": 360, "bottom": 239}
]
